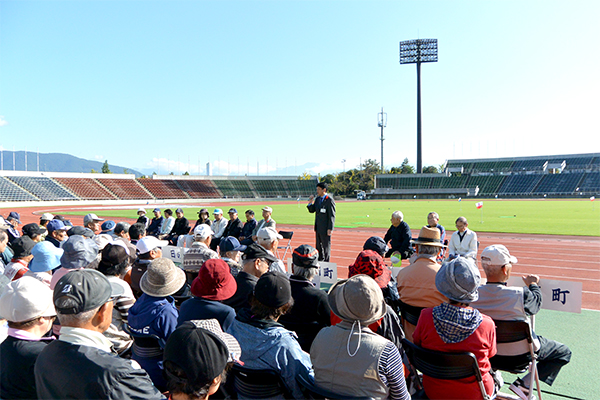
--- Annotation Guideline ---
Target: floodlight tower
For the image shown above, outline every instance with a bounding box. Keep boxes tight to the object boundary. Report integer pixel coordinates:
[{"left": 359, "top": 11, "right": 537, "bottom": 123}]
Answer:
[
  {"left": 399, "top": 38, "right": 438, "bottom": 173},
  {"left": 377, "top": 107, "right": 387, "bottom": 172}
]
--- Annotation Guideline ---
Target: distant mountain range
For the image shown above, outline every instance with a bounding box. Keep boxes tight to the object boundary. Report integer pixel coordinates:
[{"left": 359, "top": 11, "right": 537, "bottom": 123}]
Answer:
[{"left": 0, "top": 151, "right": 143, "bottom": 177}]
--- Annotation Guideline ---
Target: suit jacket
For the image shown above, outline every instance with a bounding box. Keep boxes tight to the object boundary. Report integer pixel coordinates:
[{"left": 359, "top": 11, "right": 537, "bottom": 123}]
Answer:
[{"left": 307, "top": 194, "right": 336, "bottom": 233}]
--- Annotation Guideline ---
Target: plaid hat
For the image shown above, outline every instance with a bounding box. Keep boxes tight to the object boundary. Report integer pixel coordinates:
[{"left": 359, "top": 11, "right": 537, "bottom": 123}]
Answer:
[
  {"left": 40, "top": 213, "right": 54, "bottom": 221},
  {"left": 67, "top": 226, "right": 95, "bottom": 238},
  {"left": 242, "top": 243, "right": 277, "bottom": 263},
  {"left": 22, "top": 223, "right": 46, "bottom": 238},
  {"left": 164, "top": 321, "right": 233, "bottom": 387},
  {"left": 53, "top": 269, "right": 124, "bottom": 315},
  {"left": 256, "top": 227, "right": 283, "bottom": 242},
  {"left": 189, "top": 319, "right": 242, "bottom": 362},
  {"left": 60, "top": 235, "right": 99, "bottom": 269},
  {"left": 0, "top": 277, "right": 56, "bottom": 322},
  {"left": 328, "top": 274, "right": 387, "bottom": 326},
  {"left": 219, "top": 237, "right": 246, "bottom": 253},
  {"left": 435, "top": 257, "right": 481, "bottom": 303},
  {"left": 11, "top": 236, "right": 36, "bottom": 258},
  {"left": 193, "top": 224, "right": 213, "bottom": 239},
  {"left": 348, "top": 250, "right": 391, "bottom": 289},
  {"left": 47, "top": 220, "right": 68, "bottom": 233},
  {"left": 29, "top": 241, "right": 64, "bottom": 273},
  {"left": 140, "top": 258, "right": 186, "bottom": 297},
  {"left": 228, "top": 208, "right": 238, "bottom": 214},
  {"left": 191, "top": 259, "right": 237, "bottom": 300},
  {"left": 481, "top": 244, "right": 518, "bottom": 267},
  {"left": 7, "top": 211, "right": 21, "bottom": 223},
  {"left": 136, "top": 236, "right": 168, "bottom": 255},
  {"left": 83, "top": 213, "right": 104, "bottom": 225},
  {"left": 100, "top": 220, "right": 116, "bottom": 233},
  {"left": 363, "top": 236, "right": 389, "bottom": 257},
  {"left": 254, "top": 271, "right": 292, "bottom": 308},
  {"left": 292, "top": 244, "right": 319, "bottom": 268}
]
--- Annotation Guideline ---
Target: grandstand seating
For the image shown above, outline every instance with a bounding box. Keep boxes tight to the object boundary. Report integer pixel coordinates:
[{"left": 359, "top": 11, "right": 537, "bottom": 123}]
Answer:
[
  {"left": 213, "top": 179, "right": 255, "bottom": 198},
  {"left": 7, "top": 176, "right": 78, "bottom": 201},
  {"left": 250, "top": 180, "right": 289, "bottom": 198},
  {"left": 577, "top": 172, "right": 600, "bottom": 193},
  {"left": 97, "top": 178, "right": 153, "bottom": 200},
  {"left": 55, "top": 178, "right": 117, "bottom": 200},
  {"left": 174, "top": 179, "right": 221, "bottom": 199},
  {"left": 533, "top": 173, "right": 584, "bottom": 194},
  {"left": 284, "top": 179, "right": 316, "bottom": 197},
  {"left": 138, "top": 179, "right": 189, "bottom": 199},
  {"left": 377, "top": 175, "right": 433, "bottom": 190},
  {"left": 430, "top": 175, "right": 468, "bottom": 189},
  {"left": 0, "top": 176, "right": 39, "bottom": 202},
  {"left": 465, "top": 175, "right": 506, "bottom": 196},
  {"left": 498, "top": 174, "right": 543, "bottom": 195}
]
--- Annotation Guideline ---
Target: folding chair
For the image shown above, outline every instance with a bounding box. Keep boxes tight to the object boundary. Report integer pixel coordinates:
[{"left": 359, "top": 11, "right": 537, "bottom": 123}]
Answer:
[
  {"left": 491, "top": 320, "right": 542, "bottom": 400},
  {"left": 229, "top": 364, "right": 293, "bottom": 399},
  {"left": 296, "top": 372, "right": 374, "bottom": 400},
  {"left": 398, "top": 300, "right": 425, "bottom": 327},
  {"left": 276, "top": 230, "right": 294, "bottom": 260},
  {"left": 401, "top": 338, "right": 492, "bottom": 400}
]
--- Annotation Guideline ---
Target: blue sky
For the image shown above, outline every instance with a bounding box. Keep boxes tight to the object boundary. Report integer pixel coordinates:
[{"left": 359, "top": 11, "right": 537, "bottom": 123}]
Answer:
[{"left": 1, "top": 0, "right": 599, "bottom": 176}]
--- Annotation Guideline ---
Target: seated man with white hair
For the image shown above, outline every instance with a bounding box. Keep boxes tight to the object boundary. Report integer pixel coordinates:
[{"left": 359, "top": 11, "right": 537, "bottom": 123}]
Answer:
[
  {"left": 182, "top": 224, "right": 218, "bottom": 283},
  {"left": 384, "top": 211, "right": 413, "bottom": 259},
  {"left": 256, "top": 227, "right": 287, "bottom": 274}
]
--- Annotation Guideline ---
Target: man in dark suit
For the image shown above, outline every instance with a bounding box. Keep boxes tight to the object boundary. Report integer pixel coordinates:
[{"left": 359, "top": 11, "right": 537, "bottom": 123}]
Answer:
[{"left": 307, "top": 182, "right": 336, "bottom": 261}]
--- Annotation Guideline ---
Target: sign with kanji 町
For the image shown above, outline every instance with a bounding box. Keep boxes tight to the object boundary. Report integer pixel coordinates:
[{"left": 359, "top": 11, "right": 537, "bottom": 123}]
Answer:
[
  {"left": 311, "top": 261, "right": 338, "bottom": 288},
  {"left": 506, "top": 276, "right": 582, "bottom": 313}
]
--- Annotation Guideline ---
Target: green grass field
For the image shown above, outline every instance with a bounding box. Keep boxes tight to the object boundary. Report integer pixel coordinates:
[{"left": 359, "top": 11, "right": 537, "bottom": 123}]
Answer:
[{"left": 56, "top": 199, "right": 600, "bottom": 236}]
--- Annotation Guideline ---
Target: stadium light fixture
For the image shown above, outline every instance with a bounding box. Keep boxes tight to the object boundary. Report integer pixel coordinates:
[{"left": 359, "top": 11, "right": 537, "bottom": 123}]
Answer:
[
  {"left": 377, "top": 107, "right": 387, "bottom": 172},
  {"left": 399, "top": 38, "right": 438, "bottom": 173}
]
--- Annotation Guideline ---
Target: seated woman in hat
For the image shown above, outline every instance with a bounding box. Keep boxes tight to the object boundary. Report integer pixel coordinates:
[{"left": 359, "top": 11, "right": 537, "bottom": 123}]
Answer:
[
  {"left": 311, "top": 275, "right": 410, "bottom": 400},
  {"left": 412, "top": 257, "right": 497, "bottom": 400},
  {"left": 128, "top": 258, "right": 186, "bottom": 391}
]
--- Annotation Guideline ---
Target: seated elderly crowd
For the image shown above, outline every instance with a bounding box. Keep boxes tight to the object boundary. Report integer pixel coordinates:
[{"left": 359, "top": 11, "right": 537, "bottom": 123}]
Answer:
[{"left": 0, "top": 207, "right": 571, "bottom": 400}]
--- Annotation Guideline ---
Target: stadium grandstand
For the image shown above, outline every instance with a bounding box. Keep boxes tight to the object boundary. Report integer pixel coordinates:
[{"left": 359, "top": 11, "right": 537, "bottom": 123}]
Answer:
[
  {"left": 372, "top": 153, "right": 600, "bottom": 199},
  {"left": 0, "top": 171, "right": 318, "bottom": 204}
]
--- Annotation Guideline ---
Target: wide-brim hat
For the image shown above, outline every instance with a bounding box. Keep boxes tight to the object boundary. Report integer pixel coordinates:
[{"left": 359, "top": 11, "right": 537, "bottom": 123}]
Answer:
[
  {"left": 191, "top": 259, "right": 237, "bottom": 301},
  {"left": 348, "top": 250, "right": 391, "bottom": 289},
  {"left": 140, "top": 258, "right": 186, "bottom": 297},
  {"left": 411, "top": 226, "right": 446, "bottom": 247},
  {"left": 29, "top": 241, "right": 64, "bottom": 273},
  {"left": 60, "top": 235, "right": 100, "bottom": 269},
  {"left": 435, "top": 257, "right": 481, "bottom": 303},
  {"left": 328, "top": 274, "right": 387, "bottom": 326}
]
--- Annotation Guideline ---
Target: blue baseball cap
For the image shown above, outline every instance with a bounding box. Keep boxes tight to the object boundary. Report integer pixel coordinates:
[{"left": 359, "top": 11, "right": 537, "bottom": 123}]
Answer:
[{"left": 219, "top": 237, "right": 247, "bottom": 253}]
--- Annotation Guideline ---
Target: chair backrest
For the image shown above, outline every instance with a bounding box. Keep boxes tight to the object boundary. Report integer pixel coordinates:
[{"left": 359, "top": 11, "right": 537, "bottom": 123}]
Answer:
[
  {"left": 399, "top": 300, "right": 424, "bottom": 327},
  {"left": 231, "top": 364, "right": 292, "bottom": 399},
  {"left": 490, "top": 320, "right": 534, "bottom": 373},
  {"left": 296, "top": 372, "right": 374, "bottom": 400},
  {"left": 279, "top": 230, "right": 294, "bottom": 240},
  {"left": 401, "top": 338, "right": 490, "bottom": 400}
]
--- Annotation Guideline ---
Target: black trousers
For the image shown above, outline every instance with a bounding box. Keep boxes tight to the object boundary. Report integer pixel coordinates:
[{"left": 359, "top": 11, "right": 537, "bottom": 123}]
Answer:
[{"left": 315, "top": 230, "right": 331, "bottom": 262}]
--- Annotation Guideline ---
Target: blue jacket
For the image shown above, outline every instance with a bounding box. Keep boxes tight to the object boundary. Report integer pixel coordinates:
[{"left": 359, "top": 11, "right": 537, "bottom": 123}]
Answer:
[
  {"left": 127, "top": 294, "right": 178, "bottom": 347},
  {"left": 227, "top": 309, "right": 313, "bottom": 399}
]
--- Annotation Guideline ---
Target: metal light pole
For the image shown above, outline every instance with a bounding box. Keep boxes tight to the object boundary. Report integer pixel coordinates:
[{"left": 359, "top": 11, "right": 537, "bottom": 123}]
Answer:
[
  {"left": 377, "top": 108, "right": 387, "bottom": 172},
  {"left": 399, "top": 39, "right": 438, "bottom": 173}
]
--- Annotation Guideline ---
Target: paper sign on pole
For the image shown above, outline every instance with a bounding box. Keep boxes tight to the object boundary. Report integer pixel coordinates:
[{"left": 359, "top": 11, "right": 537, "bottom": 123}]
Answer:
[
  {"left": 505, "top": 276, "right": 582, "bottom": 313},
  {"left": 310, "top": 261, "right": 338, "bottom": 288}
]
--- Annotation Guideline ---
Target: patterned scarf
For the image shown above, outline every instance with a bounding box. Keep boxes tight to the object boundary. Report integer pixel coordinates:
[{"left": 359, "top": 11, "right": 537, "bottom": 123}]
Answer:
[{"left": 432, "top": 302, "right": 483, "bottom": 343}]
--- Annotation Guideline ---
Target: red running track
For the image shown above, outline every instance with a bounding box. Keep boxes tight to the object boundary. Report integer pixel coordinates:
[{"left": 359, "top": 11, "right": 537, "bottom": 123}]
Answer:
[{"left": 4, "top": 204, "right": 599, "bottom": 310}]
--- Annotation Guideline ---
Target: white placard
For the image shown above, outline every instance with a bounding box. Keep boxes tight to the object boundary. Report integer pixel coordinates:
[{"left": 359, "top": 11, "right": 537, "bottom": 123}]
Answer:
[
  {"left": 162, "top": 245, "right": 189, "bottom": 265},
  {"left": 505, "top": 276, "right": 582, "bottom": 313},
  {"left": 313, "top": 261, "right": 338, "bottom": 288}
]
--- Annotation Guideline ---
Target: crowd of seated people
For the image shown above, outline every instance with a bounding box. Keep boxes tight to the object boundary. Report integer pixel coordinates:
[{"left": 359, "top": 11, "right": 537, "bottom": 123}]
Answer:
[{"left": 0, "top": 206, "right": 572, "bottom": 400}]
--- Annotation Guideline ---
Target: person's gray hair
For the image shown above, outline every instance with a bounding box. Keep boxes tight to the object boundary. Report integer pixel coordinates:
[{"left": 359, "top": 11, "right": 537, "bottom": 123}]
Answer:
[
  {"left": 56, "top": 298, "right": 100, "bottom": 327},
  {"left": 292, "top": 264, "right": 318, "bottom": 280},
  {"left": 0, "top": 230, "right": 7, "bottom": 242},
  {"left": 428, "top": 211, "right": 439, "bottom": 220},
  {"left": 417, "top": 244, "right": 441, "bottom": 256},
  {"left": 392, "top": 211, "right": 404, "bottom": 221}
]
